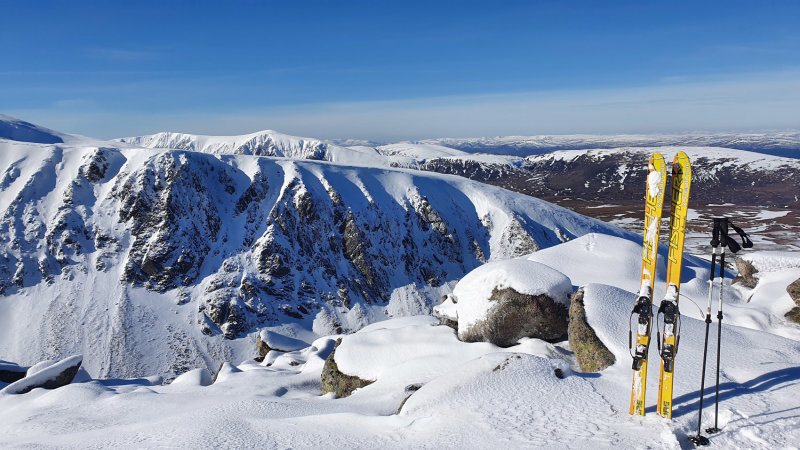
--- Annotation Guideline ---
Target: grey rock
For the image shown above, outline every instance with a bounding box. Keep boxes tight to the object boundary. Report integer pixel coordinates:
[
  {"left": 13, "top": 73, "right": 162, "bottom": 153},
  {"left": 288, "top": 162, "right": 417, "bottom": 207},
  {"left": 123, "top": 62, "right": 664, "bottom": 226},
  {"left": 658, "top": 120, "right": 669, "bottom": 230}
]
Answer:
[
  {"left": 256, "top": 330, "right": 309, "bottom": 356},
  {"left": 0, "top": 361, "right": 27, "bottom": 384},
  {"left": 1, "top": 355, "right": 82, "bottom": 395},
  {"left": 320, "top": 339, "right": 374, "bottom": 398},
  {"left": 787, "top": 278, "right": 800, "bottom": 307},
  {"left": 785, "top": 307, "right": 800, "bottom": 324},
  {"left": 460, "top": 287, "right": 568, "bottom": 347},
  {"left": 733, "top": 257, "right": 759, "bottom": 288},
  {"left": 567, "top": 288, "right": 615, "bottom": 372}
]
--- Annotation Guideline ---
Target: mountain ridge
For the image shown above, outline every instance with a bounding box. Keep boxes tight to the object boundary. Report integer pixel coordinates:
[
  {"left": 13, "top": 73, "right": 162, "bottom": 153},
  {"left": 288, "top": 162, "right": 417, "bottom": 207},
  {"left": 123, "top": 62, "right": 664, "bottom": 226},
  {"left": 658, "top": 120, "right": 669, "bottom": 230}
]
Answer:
[{"left": 0, "top": 119, "right": 626, "bottom": 378}]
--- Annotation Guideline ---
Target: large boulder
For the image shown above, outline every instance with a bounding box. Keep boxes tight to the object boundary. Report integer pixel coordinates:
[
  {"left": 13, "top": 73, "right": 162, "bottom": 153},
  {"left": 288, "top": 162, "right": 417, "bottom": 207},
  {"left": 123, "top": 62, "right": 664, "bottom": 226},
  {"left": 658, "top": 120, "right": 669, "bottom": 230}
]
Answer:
[
  {"left": 787, "top": 278, "right": 800, "bottom": 307},
  {"left": 320, "top": 339, "right": 374, "bottom": 398},
  {"left": 0, "top": 355, "right": 82, "bottom": 395},
  {"left": 733, "top": 257, "right": 759, "bottom": 288},
  {"left": 0, "top": 361, "right": 27, "bottom": 384},
  {"left": 256, "top": 330, "right": 310, "bottom": 357},
  {"left": 435, "top": 259, "right": 572, "bottom": 346},
  {"left": 567, "top": 287, "right": 615, "bottom": 372}
]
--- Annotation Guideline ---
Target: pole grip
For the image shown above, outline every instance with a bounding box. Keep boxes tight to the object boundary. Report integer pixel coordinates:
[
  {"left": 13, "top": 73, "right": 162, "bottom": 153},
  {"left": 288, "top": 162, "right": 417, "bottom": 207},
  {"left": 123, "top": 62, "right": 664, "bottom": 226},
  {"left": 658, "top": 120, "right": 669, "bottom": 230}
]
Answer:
[{"left": 718, "top": 249, "right": 726, "bottom": 312}]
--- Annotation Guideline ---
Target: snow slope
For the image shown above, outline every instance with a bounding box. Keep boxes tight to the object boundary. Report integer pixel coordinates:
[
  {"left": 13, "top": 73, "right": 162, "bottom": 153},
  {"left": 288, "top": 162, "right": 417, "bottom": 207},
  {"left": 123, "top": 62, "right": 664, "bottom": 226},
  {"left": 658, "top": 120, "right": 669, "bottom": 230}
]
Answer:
[
  {"left": 0, "top": 114, "right": 65, "bottom": 144},
  {"left": 0, "top": 234, "right": 797, "bottom": 448}
]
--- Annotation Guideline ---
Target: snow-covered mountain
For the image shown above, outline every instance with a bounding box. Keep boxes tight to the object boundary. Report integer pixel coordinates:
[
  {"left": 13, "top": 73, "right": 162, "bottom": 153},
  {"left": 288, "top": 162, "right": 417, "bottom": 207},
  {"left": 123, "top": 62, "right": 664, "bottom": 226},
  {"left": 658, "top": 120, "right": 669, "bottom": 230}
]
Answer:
[
  {"left": 120, "top": 127, "right": 800, "bottom": 209},
  {"left": 118, "top": 130, "right": 334, "bottom": 159},
  {"left": 423, "top": 132, "right": 800, "bottom": 159},
  {"left": 3, "top": 114, "right": 799, "bottom": 381},
  {"left": 0, "top": 115, "right": 624, "bottom": 379},
  {"left": 3, "top": 115, "right": 800, "bottom": 448},
  {"left": 418, "top": 147, "right": 800, "bottom": 208},
  {"left": 116, "top": 130, "right": 393, "bottom": 167},
  {"left": 0, "top": 114, "right": 66, "bottom": 145}
]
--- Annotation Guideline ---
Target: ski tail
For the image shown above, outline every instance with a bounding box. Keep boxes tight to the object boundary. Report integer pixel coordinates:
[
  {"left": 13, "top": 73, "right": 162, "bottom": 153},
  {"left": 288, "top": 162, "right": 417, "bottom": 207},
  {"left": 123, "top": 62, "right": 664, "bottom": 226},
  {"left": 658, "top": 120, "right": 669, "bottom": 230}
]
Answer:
[
  {"left": 656, "top": 151, "right": 692, "bottom": 418},
  {"left": 630, "top": 152, "right": 667, "bottom": 416}
]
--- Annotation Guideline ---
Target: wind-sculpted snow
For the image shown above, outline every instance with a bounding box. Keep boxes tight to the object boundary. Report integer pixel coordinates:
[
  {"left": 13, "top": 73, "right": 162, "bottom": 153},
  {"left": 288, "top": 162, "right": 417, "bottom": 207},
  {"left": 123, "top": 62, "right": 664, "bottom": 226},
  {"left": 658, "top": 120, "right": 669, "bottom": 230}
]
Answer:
[{"left": 0, "top": 132, "right": 625, "bottom": 378}]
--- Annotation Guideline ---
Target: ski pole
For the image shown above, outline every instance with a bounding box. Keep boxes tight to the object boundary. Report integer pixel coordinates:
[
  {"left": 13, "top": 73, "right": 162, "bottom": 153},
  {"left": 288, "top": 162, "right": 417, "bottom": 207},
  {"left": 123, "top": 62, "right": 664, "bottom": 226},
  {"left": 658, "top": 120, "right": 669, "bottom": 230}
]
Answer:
[
  {"left": 706, "top": 218, "right": 751, "bottom": 434},
  {"left": 707, "top": 219, "right": 727, "bottom": 434},
  {"left": 690, "top": 218, "right": 720, "bottom": 446}
]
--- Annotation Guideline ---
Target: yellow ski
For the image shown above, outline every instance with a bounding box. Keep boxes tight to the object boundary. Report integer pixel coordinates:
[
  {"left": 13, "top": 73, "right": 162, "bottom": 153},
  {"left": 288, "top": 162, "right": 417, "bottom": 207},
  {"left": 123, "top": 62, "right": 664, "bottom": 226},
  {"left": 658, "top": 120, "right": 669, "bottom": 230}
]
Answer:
[
  {"left": 630, "top": 153, "right": 667, "bottom": 416},
  {"left": 656, "top": 151, "right": 691, "bottom": 418}
]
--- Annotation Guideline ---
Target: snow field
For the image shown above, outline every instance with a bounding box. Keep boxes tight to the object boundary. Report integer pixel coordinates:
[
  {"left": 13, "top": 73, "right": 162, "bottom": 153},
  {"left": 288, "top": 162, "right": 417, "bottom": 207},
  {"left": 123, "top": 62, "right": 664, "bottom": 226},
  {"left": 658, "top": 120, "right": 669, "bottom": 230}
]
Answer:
[
  {"left": 3, "top": 232, "right": 798, "bottom": 447},
  {"left": 2, "top": 115, "right": 800, "bottom": 448}
]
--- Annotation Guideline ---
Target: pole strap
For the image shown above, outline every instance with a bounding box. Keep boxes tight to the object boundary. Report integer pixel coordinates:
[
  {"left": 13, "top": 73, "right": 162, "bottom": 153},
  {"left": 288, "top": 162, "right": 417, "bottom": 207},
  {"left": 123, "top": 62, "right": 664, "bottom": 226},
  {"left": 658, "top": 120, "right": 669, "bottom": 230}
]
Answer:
[{"left": 711, "top": 218, "right": 753, "bottom": 254}]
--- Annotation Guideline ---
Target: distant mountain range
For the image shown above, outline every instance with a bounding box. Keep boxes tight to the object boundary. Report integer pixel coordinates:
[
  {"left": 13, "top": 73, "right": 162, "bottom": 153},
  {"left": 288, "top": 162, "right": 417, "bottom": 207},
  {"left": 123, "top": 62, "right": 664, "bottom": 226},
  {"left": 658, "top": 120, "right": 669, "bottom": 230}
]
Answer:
[{"left": 121, "top": 125, "right": 800, "bottom": 209}]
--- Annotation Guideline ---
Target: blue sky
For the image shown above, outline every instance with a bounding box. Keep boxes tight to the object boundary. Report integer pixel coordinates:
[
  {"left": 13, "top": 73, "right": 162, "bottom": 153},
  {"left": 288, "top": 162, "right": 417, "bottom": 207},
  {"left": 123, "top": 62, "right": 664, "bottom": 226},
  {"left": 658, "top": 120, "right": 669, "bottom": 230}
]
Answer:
[{"left": 2, "top": 1, "right": 799, "bottom": 140}]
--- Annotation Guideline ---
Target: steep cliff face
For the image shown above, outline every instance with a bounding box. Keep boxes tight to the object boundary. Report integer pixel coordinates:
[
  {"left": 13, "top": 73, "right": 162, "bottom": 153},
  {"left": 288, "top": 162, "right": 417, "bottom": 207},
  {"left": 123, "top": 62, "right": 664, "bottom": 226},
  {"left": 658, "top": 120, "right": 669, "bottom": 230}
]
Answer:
[{"left": 0, "top": 136, "right": 624, "bottom": 378}]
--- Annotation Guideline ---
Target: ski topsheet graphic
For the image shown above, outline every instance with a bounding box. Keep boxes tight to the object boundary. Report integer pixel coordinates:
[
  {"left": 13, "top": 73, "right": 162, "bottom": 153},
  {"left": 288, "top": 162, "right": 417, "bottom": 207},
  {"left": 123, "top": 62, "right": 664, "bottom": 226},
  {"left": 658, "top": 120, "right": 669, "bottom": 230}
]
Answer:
[
  {"left": 656, "top": 151, "right": 691, "bottom": 418},
  {"left": 629, "top": 153, "right": 667, "bottom": 416}
]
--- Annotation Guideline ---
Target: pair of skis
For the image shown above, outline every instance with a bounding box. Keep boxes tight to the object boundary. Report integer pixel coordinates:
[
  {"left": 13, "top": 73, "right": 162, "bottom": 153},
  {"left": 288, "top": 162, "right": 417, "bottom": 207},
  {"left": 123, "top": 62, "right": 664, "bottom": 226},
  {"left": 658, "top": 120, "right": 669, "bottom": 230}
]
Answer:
[{"left": 629, "top": 151, "right": 691, "bottom": 418}]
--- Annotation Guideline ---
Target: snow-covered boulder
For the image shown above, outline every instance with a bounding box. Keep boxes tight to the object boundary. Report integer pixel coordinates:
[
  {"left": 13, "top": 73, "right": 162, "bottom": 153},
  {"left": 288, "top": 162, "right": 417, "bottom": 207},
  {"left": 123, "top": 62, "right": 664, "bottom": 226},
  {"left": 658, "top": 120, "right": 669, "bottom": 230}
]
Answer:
[
  {"left": 0, "top": 361, "right": 27, "bottom": 384},
  {"left": 0, "top": 355, "right": 82, "bottom": 395},
  {"left": 435, "top": 259, "right": 572, "bottom": 346},
  {"left": 170, "top": 368, "right": 213, "bottom": 388},
  {"left": 567, "top": 287, "right": 615, "bottom": 372},
  {"left": 256, "top": 330, "right": 310, "bottom": 357},
  {"left": 213, "top": 362, "right": 243, "bottom": 384},
  {"left": 321, "top": 339, "right": 374, "bottom": 398}
]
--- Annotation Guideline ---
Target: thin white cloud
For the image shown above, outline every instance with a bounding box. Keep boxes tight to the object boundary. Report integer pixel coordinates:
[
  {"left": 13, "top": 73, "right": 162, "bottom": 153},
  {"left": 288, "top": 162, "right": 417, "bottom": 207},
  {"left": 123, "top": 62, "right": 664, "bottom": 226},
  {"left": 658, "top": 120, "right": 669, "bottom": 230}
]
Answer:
[{"left": 8, "top": 70, "right": 800, "bottom": 140}]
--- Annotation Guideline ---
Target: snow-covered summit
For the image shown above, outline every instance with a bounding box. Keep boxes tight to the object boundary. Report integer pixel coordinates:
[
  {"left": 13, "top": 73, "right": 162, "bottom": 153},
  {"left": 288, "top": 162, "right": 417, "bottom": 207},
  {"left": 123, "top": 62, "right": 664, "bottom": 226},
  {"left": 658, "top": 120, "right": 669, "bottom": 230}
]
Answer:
[
  {"left": 117, "top": 129, "right": 330, "bottom": 158},
  {"left": 116, "top": 129, "right": 391, "bottom": 167},
  {"left": 0, "top": 114, "right": 66, "bottom": 145}
]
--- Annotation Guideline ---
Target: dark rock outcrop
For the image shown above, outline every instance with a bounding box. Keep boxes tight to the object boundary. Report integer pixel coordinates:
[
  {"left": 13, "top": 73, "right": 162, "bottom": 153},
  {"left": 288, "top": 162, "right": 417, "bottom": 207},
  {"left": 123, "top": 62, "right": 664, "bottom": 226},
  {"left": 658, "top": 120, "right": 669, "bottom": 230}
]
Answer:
[
  {"left": 0, "top": 361, "right": 27, "bottom": 384},
  {"left": 567, "top": 288, "right": 615, "bottom": 372},
  {"left": 256, "top": 330, "right": 309, "bottom": 356},
  {"left": 461, "top": 287, "right": 568, "bottom": 346},
  {"left": 733, "top": 258, "right": 759, "bottom": 288},
  {"left": 320, "top": 339, "right": 374, "bottom": 398},
  {"left": 785, "top": 307, "right": 800, "bottom": 324},
  {"left": 434, "top": 295, "right": 459, "bottom": 330},
  {"left": 787, "top": 278, "right": 800, "bottom": 307},
  {"left": 1, "top": 355, "right": 82, "bottom": 395}
]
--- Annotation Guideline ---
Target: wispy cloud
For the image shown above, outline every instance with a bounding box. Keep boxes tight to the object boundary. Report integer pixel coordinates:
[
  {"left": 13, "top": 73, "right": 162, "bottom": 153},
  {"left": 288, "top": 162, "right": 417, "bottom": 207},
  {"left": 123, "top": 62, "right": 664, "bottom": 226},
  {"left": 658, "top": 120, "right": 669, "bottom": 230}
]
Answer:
[{"left": 7, "top": 70, "right": 800, "bottom": 140}]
